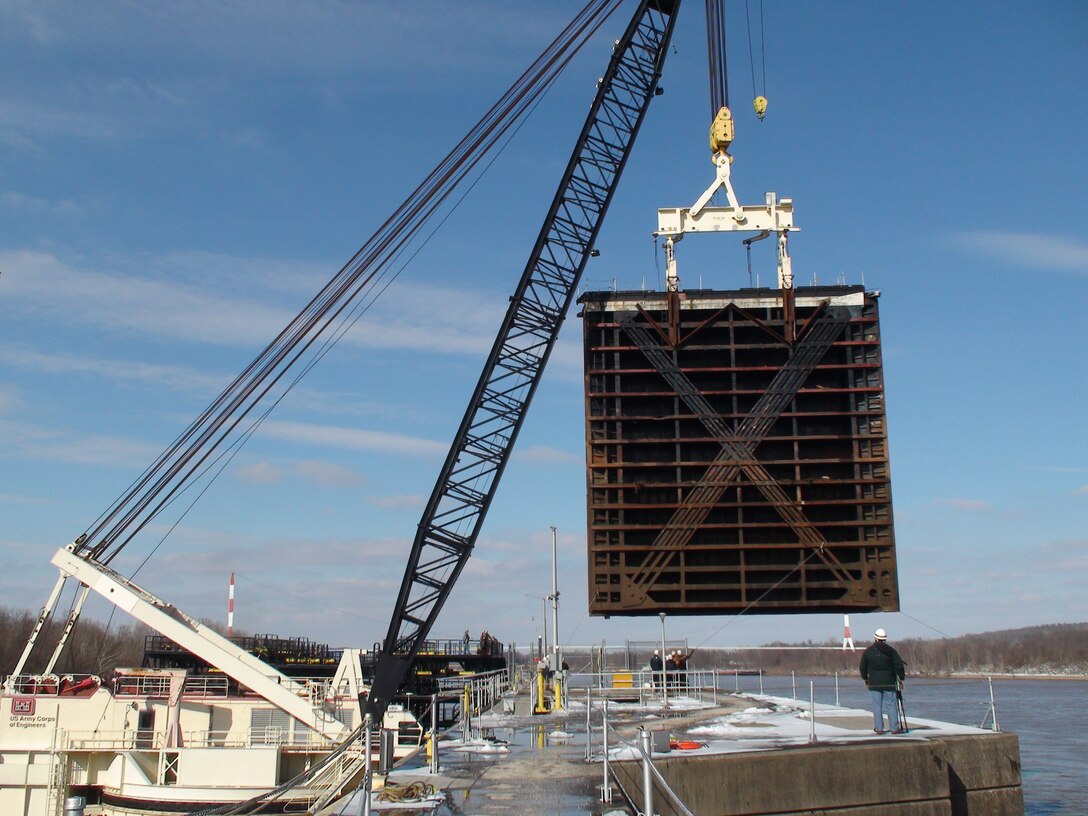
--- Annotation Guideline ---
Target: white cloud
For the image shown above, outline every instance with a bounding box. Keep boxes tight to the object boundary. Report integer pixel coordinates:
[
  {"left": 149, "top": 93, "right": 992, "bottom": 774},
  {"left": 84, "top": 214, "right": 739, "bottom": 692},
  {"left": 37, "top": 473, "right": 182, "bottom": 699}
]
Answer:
[
  {"left": 294, "top": 459, "right": 363, "bottom": 487},
  {"left": 947, "top": 231, "right": 1088, "bottom": 275},
  {"left": 0, "top": 493, "right": 55, "bottom": 506},
  {"left": 935, "top": 498, "right": 991, "bottom": 512},
  {"left": 0, "top": 418, "right": 159, "bottom": 468},
  {"left": 365, "top": 493, "right": 425, "bottom": 510},
  {"left": 258, "top": 419, "right": 446, "bottom": 457},
  {"left": 0, "top": 3, "right": 572, "bottom": 153},
  {"left": 234, "top": 461, "right": 283, "bottom": 484},
  {"left": 513, "top": 445, "right": 580, "bottom": 465},
  {"left": 2, "top": 190, "right": 82, "bottom": 215},
  {"left": 0, "top": 250, "right": 509, "bottom": 357},
  {"left": 1040, "top": 538, "right": 1088, "bottom": 553},
  {"left": 0, "top": 250, "right": 293, "bottom": 347},
  {"left": 1074, "top": 485, "right": 1088, "bottom": 496},
  {"left": 0, "top": 346, "right": 229, "bottom": 396},
  {"left": 0, "top": 384, "right": 21, "bottom": 414}
]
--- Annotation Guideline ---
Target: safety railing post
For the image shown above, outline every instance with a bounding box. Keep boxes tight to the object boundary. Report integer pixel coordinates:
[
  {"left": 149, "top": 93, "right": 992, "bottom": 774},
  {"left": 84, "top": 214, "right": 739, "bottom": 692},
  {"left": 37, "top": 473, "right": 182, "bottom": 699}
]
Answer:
[
  {"left": 430, "top": 694, "right": 439, "bottom": 774},
  {"left": 462, "top": 685, "right": 471, "bottom": 741},
  {"left": 988, "top": 677, "right": 1000, "bottom": 732},
  {"left": 640, "top": 728, "right": 654, "bottom": 816},
  {"left": 600, "top": 697, "right": 612, "bottom": 803},
  {"left": 835, "top": 671, "right": 840, "bottom": 706},
  {"left": 362, "top": 714, "right": 373, "bottom": 816},
  {"left": 585, "top": 687, "right": 593, "bottom": 760},
  {"left": 809, "top": 681, "right": 817, "bottom": 744}
]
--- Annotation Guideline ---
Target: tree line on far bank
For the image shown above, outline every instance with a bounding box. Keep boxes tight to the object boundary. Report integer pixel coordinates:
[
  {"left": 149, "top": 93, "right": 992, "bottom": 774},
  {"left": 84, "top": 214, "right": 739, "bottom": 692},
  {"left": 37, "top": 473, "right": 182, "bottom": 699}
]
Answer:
[
  {"left": 689, "top": 622, "right": 1088, "bottom": 677},
  {"left": 0, "top": 606, "right": 149, "bottom": 678},
  {"left": 3, "top": 605, "right": 1086, "bottom": 679}
]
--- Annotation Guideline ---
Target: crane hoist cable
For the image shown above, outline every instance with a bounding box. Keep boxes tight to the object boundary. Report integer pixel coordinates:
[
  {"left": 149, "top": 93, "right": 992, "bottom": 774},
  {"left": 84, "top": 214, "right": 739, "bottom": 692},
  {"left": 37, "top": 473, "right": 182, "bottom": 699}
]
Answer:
[
  {"left": 705, "top": 0, "right": 729, "bottom": 116},
  {"left": 745, "top": 0, "right": 768, "bottom": 119},
  {"left": 74, "top": 0, "right": 626, "bottom": 568},
  {"left": 705, "top": 0, "right": 735, "bottom": 156}
]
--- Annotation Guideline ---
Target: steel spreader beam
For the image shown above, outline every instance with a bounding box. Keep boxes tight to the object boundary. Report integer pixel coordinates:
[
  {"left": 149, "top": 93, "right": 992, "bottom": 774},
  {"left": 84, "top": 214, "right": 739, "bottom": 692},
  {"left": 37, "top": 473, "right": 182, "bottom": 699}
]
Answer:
[{"left": 365, "top": 0, "right": 682, "bottom": 722}]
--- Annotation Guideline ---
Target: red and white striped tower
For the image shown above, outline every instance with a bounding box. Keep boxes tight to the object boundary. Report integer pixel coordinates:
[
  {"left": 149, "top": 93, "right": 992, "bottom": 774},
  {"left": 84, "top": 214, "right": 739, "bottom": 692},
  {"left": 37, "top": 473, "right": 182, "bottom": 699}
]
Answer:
[
  {"left": 842, "top": 614, "right": 855, "bottom": 652},
  {"left": 227, "top": 572, "right": 235, "bottom": 637}
]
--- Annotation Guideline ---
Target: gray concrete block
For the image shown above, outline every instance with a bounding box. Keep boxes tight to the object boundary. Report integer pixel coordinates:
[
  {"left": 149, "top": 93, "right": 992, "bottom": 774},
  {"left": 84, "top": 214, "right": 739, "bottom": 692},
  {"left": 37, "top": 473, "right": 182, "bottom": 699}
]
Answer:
[{"left": 610, "top": 734, "right": 1023, "bottom": 816}]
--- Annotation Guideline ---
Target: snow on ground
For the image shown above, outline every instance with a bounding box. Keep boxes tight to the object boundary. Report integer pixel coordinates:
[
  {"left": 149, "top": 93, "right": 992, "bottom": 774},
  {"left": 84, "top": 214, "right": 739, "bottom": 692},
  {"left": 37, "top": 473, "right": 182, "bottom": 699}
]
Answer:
[{"left": 606, "top": 692, "right": 995, "bottom": 760}]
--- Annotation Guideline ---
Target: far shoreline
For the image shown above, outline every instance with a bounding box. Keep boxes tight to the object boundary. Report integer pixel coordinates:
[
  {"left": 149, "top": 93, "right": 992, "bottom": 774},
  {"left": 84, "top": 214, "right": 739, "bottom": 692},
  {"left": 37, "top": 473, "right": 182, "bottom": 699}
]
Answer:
[{"left": 753, "top": 671, "right": 1088, "bottom": 681}]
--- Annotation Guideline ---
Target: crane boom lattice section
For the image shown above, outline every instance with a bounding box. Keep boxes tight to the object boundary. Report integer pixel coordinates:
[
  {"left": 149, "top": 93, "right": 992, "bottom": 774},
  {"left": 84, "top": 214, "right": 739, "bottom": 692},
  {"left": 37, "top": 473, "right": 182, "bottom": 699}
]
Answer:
[{"left": 367, "top": 0, "right": 682, "bottom": 720}]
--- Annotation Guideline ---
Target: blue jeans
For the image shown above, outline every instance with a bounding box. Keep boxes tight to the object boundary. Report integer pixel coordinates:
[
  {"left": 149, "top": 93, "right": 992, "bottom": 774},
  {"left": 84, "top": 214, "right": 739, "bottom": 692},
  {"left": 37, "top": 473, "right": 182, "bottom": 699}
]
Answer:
[{"left": 870, "top": 689, "right": 900, "bottom": 732}]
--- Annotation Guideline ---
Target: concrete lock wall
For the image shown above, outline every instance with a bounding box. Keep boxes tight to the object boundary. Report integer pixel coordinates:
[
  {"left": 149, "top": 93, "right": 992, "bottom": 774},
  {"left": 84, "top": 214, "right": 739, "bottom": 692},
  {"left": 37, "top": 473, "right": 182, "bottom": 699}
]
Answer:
[{"left": 610, "top": 733, "right": 1023, "bottom": 816}]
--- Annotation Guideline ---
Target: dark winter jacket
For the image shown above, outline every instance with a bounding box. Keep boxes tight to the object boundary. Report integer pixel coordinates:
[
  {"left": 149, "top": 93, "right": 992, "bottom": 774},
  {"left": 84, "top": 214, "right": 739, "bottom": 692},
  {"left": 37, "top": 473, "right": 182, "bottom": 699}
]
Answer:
[
  {"left": 650, "top": 654, "right": 663, "bottom": 672},
  {"left": 859, "top": 642, "right": 905, "bottom": 691}
]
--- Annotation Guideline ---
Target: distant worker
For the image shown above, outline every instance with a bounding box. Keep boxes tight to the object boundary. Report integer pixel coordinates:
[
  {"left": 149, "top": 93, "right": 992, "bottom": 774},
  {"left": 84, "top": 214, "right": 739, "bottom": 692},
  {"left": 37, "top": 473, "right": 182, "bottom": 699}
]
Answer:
[
  {"left": 665, "top": 652, "right": 678, "bottom": 689},
  {"left": 674, "top": 648, "right": 694, "bottom": 690},
  {"left": 463, "top": 629, "right": 471, "bottom": 653},
  {"left": 649, "top": 649, "right": 663, "bottom": 688},
  {"left": 859, "top": 628, "right": 906, "bottom": 734}
]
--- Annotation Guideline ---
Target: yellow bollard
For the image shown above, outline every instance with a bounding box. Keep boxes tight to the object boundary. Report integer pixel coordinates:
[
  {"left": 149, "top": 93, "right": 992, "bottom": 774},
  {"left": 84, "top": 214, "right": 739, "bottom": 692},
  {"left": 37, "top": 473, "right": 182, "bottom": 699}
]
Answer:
[
  {"left": 552, "top": 673, "right": 565, "bottom": 711},
  {"left": 534, "top": 667, "right": 550, "bottom": 714}
]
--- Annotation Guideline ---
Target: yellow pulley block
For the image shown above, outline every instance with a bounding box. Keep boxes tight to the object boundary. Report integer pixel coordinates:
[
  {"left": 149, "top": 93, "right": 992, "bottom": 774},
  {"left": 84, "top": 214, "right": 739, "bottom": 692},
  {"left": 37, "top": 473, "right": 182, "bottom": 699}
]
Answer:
[
  {"left": 753, "top": 96, "right": 768, "bottom": 120},
  {"left": 708, "top": 105, "right": 734, "bottom": 153}
]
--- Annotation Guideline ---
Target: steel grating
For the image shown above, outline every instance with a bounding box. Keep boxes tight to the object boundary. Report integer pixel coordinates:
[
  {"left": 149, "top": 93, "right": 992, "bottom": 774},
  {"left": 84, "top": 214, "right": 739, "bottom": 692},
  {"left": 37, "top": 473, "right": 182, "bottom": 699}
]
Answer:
[{"left": 579, "top": 285, "right": 899, "bottom": 616}]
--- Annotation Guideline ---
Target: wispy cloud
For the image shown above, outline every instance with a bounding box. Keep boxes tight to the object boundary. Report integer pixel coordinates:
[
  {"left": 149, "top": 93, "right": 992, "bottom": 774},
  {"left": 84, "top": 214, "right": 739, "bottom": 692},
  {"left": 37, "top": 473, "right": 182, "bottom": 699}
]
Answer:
[
  {"left": 365, "top": 493, "right": 424, "bottom": 510},
  {"left": 0, "top": 493, "right": 55, "bottom": 506},
  {"left": 935, "top": 498, "right": 991, "bottom": 512},
  {"left": 0, "top": 418, "right": 160, "bottom": 468},
  {"left": 1040, "top": 538, "right": 1088, "bottom": 553},
  {"left": 0, "top": 3, "right": 571, "bottom": 152},
  {"left": 259, "top": 419, "right": 446, "bottom": 458},
  {"left": 295, "top": 459, "right": 363, "bottom": 488},
  {"left": 513, "top": 445, "right": 580, "bottom": 465},
  {"left": 1074, "top": 485, "right": 1088, "bottom": 496},
  {"left": 0, "top": 346, "right": 229, "bottom": 396},
  {"left": 1, "top": 250, "right": 293, "bottom": 347},
  {"left": 0, "top": 250, "right": 510, "bottom": 358},
  {"left": 947, "top": 231, "right": 1088, "bottom": 275},
  {"left": 2, "top": 189, "right": 82, "bottom": 215},
  {"left": 234, "top": 461, "right": 283, "bottom": 485},
  {"left": 0, "top": 384, "right": 21, "bottom": 414}
]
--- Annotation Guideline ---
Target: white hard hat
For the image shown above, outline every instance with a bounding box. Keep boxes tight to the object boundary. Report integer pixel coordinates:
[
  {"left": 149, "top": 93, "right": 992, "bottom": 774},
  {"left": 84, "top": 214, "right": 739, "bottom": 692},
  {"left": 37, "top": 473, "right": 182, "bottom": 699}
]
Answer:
[
  {"left": 653, "top": 649, "right": 659, "bottom": 655},
  {"left": 874, "top": 628, "right": 887, "bottom": 640}
]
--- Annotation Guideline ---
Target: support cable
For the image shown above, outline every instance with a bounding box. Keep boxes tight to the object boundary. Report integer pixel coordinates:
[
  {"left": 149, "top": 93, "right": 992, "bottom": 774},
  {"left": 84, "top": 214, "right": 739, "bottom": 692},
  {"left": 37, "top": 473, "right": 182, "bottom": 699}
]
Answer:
[{"left": 73, "top": 0, "right": 623, "bottom": 568}]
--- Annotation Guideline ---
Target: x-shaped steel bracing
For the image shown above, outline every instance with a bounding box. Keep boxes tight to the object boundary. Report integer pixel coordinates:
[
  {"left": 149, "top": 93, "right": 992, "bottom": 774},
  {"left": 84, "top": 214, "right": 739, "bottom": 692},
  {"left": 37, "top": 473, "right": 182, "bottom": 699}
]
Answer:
[{"left": 617, "top": 303, "right": 867, "bottom": 607}]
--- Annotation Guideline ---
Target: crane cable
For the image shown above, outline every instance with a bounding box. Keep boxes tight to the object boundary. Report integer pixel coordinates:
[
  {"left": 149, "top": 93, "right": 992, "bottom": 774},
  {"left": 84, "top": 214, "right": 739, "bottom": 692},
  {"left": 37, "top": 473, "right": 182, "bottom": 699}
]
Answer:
[
  {"left": 744, "top": 0, "right": 768, "bottom": 119},
  {"left": 705, "top": 0, "right": 729, "bottom": 117},
  {"left": 74, "top": 0, "right": 626, "bottom": 568}
]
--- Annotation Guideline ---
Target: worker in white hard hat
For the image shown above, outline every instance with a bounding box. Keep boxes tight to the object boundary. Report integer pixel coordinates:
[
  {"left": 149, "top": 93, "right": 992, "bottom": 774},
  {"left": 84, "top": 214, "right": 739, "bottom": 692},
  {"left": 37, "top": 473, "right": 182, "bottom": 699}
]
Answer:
[
  {"left": 649, "top": 649, "right": 663, "bottom": 688},
  {"left": 859, "top": 628, "right": 906, "bottom": 733}
]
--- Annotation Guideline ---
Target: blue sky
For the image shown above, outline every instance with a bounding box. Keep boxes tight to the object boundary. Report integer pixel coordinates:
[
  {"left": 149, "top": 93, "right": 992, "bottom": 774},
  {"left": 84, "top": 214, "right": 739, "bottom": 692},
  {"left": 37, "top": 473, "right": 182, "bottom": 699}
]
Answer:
[{"left": 2, "top": 1, "right": 1085, "bottom": 658}]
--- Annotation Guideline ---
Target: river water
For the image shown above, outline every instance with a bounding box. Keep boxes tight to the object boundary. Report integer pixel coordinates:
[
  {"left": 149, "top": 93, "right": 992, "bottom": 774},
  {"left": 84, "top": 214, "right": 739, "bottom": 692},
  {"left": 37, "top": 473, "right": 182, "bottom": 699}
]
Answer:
[{"left": 738, "top": 674, "right": 1087, "bottom": 814}]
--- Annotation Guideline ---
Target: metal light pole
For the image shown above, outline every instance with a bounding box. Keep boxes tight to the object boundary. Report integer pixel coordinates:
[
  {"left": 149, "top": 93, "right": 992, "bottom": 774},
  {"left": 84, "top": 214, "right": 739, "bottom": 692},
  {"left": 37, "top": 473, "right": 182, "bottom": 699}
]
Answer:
[
  {"left": 525, "top": 594, "right": 548, "bottom": 661},
  {"left": 659, "top": 612, "right": 668, "bottom": 709},
  {"left": 550, "top": 526, "right": 561, "bottom": 671}
]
